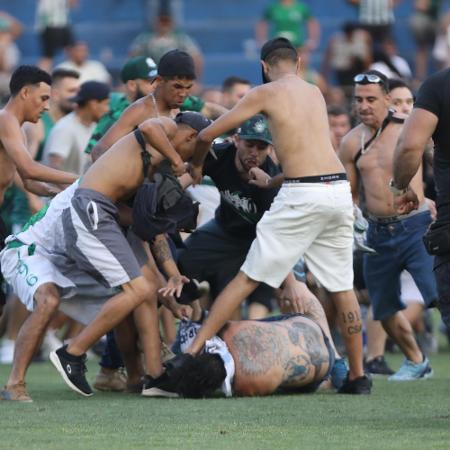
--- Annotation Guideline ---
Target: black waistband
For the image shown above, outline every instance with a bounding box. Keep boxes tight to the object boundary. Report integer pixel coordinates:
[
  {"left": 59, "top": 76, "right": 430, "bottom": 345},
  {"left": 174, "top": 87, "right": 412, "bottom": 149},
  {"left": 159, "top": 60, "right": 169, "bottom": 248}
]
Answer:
[
  {"left": 284, "top": 173, "right": 347, "bottom": 184},
  {"left": 134, "top": 128, "right": 151, "bottom": 178}
]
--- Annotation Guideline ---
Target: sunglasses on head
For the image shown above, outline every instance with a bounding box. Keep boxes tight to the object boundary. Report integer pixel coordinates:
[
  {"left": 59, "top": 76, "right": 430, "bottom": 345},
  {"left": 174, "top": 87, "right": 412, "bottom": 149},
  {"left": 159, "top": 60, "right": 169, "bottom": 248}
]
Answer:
[{"left": 353, "top": 73, "right": 387, "bottom": 86}]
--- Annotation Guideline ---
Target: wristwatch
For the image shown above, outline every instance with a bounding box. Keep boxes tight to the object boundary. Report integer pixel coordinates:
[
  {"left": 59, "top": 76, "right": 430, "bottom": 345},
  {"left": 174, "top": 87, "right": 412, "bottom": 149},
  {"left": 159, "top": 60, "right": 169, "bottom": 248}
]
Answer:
[{"left": 389, "top": 179, "right": 409, "bottom": 196}]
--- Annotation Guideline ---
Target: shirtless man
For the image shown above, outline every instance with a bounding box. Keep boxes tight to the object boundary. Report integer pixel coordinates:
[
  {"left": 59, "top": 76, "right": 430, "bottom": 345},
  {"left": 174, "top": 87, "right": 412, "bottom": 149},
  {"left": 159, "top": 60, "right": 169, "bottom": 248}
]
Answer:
[
  {"left": 0, "top": 111, "right": 209, "bottom": 401},
  {"left": 339, "top": 70, "right": 436, "bottom": 381},
  {"left": 0, "top": 65, "right": 78, "bottom": 314},
  {"left": 90, "top": 49, "right": 195, "bottom": 162},
  {"left": 185, "top": 37, "right": 369, "bottom": 394},
  {"left": 168, "top": 294, "right": 337, "bottom": 397}
]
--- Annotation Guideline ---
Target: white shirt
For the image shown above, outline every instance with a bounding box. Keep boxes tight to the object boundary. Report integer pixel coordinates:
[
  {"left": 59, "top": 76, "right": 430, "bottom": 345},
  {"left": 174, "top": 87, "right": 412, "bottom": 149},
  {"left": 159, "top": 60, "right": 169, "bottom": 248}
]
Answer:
[
  {"left": 56, "top": 60, "right": 111, "bottom": 84},
  {"left": 43, "top": 112, "right": 95, "bottom": 175}
]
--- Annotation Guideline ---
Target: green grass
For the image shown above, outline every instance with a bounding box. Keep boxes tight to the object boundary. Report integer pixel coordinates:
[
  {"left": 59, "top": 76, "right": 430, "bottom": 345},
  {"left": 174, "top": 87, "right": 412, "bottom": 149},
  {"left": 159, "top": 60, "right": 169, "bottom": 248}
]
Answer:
[{"left": 1, "top": 352, "right": 450, "bottom": 450}]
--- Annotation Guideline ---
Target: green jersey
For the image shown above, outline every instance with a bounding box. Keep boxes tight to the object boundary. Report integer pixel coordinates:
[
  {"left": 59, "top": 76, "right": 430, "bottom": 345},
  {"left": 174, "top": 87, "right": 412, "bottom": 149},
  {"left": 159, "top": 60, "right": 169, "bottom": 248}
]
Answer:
[
  {"left": 85, "top": 92, "right": 130, "bottom": 155},
  {"left": 263, "top": 1, "right": 312, "bottom": 48}
]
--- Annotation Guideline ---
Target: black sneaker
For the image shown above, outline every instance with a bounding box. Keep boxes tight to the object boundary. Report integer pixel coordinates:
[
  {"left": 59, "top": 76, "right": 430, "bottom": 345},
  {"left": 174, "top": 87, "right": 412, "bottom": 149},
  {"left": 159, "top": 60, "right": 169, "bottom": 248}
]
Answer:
[
  {"left": 338, "top": 374, "right": 372, "bottom": 395},
  {"left": 141, "top": 372, "right": 179, "bottom": 398},
  {"left": 50, "top": 345, "right": 93, "bottom": 397},
  {"left": 365, "top": 355, "right": 394, "bottom": 376}
]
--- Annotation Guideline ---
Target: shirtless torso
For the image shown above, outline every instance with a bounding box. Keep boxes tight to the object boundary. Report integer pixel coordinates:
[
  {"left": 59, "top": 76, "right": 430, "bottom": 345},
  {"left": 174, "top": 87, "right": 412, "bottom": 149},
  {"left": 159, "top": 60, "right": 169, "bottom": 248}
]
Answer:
[
  {"left": 222, "top": 315, "right": 331, "bottom": 396},
  {"left": 340, "top": 83, "right": 425, "bottom": 216},
  {"left": 193, "top": 74, "right": 344, "bottom": 180},
  {"left": 81, "top": 117, "right": 183, "bottom": 203}
]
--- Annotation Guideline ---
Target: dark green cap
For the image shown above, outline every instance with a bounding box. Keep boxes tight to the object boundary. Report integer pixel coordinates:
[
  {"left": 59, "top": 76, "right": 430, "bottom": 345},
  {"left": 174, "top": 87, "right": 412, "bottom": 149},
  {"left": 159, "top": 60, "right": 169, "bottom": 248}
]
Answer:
[
  {"left": 237, "top": 114, "right": 272, "bottom": 145},
  {"left": 120, "top": 56, "right": 158, "bottom": 83}
]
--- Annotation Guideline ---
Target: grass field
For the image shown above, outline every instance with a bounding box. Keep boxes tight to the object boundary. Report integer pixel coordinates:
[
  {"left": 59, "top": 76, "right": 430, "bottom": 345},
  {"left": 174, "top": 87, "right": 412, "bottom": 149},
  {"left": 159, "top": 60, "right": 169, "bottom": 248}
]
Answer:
[{"left": 1, "top": 352, "right": 449, "bottom": 450}]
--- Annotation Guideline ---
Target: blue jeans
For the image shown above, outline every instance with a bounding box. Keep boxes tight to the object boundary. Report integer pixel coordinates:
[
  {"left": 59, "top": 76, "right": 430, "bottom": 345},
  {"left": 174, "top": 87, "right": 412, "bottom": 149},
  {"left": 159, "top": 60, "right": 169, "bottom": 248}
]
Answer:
[{"left": 364, "top": 211, "right": 437, "bottom": 321}]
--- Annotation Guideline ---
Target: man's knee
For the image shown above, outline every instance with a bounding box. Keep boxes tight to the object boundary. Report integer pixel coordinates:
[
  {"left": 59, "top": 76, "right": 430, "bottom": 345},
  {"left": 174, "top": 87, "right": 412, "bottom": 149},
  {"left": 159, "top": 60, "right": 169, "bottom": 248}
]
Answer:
[
  {"left": 33, "top": 283, "right": 60, "bottom": 315},
  {"left": 126, "top": 277, "right": 156, "bottom": 305}
]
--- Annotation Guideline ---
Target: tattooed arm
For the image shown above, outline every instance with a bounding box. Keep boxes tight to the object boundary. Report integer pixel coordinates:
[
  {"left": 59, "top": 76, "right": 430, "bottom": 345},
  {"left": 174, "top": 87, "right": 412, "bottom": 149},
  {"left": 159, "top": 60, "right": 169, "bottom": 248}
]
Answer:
[{"left": 149, "top": 234, "right": 188, "bottom": 298}]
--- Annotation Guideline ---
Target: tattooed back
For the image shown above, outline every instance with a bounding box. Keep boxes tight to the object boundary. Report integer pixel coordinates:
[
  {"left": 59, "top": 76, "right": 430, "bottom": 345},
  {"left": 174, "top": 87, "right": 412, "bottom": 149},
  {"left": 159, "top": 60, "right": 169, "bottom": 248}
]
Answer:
[{"left": 222, "top": 315, "right": 330, "bottom": 396}]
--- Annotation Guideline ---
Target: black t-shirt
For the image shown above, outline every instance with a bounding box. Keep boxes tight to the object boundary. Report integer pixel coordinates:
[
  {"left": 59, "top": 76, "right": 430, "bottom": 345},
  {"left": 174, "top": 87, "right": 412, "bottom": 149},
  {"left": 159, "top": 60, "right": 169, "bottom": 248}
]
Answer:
[
  {"left": 204, "top": 142, "right": 281, "bottom": 237},
  {"left": 415, "top": 68, "right": 450, "bottom": 201}
]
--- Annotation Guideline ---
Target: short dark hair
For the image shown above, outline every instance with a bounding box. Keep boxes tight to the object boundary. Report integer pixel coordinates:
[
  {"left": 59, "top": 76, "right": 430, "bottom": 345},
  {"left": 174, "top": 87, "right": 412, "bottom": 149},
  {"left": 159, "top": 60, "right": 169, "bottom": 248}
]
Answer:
[
  {"left": 388, "top": 78, "right": 411, "bottom": 93},
  {"left": 174, "top": 353, "right": 226, "bottom": 398},
  {"left": 264, "top": 47, "right": 298, "bottom": 67},
  {"left": 327, "top": 105, "right": 350, "bottom": 118},
  {"left": 222, "top": 76, "right": 251, "bottom": 93},
  {"left": 51, "top": 68, "right": 80, "bottom": 84},
  {"left": 9, "top": 65, "right": 52, "bottom": 96}
]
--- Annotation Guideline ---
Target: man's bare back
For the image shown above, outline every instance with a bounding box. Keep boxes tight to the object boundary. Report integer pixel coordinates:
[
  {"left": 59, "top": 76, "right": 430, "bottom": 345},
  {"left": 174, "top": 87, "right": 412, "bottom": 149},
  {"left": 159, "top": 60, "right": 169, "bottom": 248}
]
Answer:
[
  {"left": 81, "top": 117, "right": 180, "bottom": 203},
  {"left": 222, "top": 315, "right": 330, "bottom": 396}
]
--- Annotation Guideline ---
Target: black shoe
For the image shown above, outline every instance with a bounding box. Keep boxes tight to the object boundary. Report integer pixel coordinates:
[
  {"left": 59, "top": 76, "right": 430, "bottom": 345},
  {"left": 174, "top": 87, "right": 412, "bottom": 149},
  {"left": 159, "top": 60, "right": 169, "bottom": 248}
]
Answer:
[
  {"left": 141, "top": 372, "right": 179, "bottom": 398},
  {"left": 50, "top": 345, "right": 93, "bottom": 397},
  {"left": 365, "top": 356, "right": 394, "bottom": 376},
  {"left": 338, "top": 374, "right": 372, "bottom": 395}
]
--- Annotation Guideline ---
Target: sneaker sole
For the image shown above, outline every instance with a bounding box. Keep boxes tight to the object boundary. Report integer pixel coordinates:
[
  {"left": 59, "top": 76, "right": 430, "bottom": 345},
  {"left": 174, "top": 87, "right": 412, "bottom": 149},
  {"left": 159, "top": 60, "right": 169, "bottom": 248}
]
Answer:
[
  {"left": 49, "top": 351, "right": 93, "bottom": 397},
  {"left": 141, "top": 387, "right": 179, "bottom": 398}
]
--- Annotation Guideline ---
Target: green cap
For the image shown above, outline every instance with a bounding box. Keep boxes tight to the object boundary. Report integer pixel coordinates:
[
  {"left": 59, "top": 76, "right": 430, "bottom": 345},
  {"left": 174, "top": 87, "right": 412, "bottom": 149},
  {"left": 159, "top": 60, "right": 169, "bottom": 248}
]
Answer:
[
  {"left": 237, "top": 114, "right": 272, "bottom": 145},
  {"left": 120, "top": 56, "right": 158, "bottom": 83}
]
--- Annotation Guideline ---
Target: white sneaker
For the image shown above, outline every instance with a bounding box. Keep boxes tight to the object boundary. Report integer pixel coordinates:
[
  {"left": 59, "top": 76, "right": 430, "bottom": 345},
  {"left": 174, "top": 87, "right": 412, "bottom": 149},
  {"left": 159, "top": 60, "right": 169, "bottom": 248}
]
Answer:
[{"left": 0, "top": 338, "right": 15, "bottom": 364}]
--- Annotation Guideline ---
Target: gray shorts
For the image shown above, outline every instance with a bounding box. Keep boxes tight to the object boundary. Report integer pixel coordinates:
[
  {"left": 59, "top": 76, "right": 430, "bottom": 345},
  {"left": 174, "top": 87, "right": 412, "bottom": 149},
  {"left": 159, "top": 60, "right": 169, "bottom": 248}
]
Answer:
[{"left": 61, "top": 188, "right": 143, "bottom": 288}]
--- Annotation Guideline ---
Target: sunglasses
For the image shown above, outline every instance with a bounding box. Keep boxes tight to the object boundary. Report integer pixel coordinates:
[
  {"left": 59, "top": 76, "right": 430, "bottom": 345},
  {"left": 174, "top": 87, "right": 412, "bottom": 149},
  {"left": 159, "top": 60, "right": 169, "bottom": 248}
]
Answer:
[{"left": 353, "top": 73, "right": 387, "bottom": 86}]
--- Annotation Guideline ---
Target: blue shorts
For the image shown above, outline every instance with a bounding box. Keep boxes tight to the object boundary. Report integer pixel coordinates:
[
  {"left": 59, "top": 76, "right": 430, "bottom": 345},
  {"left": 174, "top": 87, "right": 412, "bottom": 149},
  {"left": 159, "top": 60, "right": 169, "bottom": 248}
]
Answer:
[{"left": 364, "top": 211, "right": 437, "bottom": 321}]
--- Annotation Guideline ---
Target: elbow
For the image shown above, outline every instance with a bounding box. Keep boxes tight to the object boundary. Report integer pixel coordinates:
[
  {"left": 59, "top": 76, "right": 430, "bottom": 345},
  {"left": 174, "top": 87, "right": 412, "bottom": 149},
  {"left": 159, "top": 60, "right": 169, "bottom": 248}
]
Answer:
[
  {"left": 17, "top": 162, "right": 36, "bottom": 181},
  {"left": 197, "top": 130, "right": 212, "bottom": 145}
]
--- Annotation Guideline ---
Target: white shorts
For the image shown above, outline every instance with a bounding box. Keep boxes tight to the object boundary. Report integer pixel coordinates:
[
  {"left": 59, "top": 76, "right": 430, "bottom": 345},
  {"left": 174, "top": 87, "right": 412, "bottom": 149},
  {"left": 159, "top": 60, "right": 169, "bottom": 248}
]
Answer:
[
  {"left": 1, "top": 243, "right": 115, "bottom": 321},
  {"left": 241, "top": 181, "right": 354, "bottom": 291},
  {"left": 1, "top": 244, "right": 76, "bottom": 312}
]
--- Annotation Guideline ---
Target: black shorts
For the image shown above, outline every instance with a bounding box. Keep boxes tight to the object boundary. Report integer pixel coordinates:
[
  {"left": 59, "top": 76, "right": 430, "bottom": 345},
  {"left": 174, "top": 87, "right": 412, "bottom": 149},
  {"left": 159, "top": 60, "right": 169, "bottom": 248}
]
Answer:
[{"left": 40, "top": 26, "right": 74, "bottom": 58}]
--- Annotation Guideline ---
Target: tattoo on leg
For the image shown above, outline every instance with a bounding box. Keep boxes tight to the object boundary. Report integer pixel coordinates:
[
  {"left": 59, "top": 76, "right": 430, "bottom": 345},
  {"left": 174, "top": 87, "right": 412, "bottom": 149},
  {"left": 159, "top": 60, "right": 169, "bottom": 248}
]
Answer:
[{"left": 347, "top": 324, "right": 362, "bottom": 335}]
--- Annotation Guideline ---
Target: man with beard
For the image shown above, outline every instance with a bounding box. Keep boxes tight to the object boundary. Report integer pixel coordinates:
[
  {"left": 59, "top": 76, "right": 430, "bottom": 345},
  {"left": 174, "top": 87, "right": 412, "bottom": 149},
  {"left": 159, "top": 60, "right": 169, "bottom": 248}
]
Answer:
[{"left": 179, "top": 115, "right": 281, "bottom": 319}]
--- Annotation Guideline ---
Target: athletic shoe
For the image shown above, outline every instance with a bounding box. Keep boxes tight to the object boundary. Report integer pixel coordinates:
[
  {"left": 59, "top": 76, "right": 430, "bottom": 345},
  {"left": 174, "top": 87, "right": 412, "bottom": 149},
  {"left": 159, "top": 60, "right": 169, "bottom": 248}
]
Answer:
[
  {"left": 0, "top": 382, "right": 33, "bottom": 402},
  {"left": 365, "top": 355, "right": 394, "bottom": 376},
  {"left": 330, "top": 358, "right": 349, "bottom": 389},
  {"left": 338, "top": 374, "right": 372, "bottom": 394},
  {"left": 388, "top": 357, "right": 433, "bottom": 381},
  {"left": 93, "top": 367, "right": 127, "bottom": 392},
  {"left": 50, "top": 345, "right": 93, "bottom": 397},
  {"left": 141, "top": 372, "right": 179, "bottom": 398}
]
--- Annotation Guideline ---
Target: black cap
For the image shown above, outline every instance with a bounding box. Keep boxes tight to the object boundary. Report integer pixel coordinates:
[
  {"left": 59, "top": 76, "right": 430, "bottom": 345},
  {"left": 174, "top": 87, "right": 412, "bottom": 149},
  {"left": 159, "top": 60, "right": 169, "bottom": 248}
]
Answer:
[
  {"left": 158, "top": 49, "right": 196, "bottom": 79},
  {"left": 260, "top": 37, "right": 297, "bottom": 84},
  {"left": 175, "top": 111, "right": 212, "bottom": 132},
  {"left": 69, "top": 81, "right": 110, "bottom": 104}
]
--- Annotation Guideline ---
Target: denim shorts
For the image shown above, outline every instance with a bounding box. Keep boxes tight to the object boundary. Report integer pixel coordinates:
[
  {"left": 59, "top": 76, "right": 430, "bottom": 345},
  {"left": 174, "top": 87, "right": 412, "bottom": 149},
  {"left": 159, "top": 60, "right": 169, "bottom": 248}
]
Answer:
[{"left": 363, "top": 211, "right": 437, "bottom": 321}]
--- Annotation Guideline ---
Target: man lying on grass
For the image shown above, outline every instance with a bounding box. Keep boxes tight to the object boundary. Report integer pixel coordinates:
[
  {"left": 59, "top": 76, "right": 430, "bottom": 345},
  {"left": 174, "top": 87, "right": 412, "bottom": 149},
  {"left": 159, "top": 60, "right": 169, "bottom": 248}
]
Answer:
[{"left": 166, "top": 288, "right": 360, "bottom": 397}]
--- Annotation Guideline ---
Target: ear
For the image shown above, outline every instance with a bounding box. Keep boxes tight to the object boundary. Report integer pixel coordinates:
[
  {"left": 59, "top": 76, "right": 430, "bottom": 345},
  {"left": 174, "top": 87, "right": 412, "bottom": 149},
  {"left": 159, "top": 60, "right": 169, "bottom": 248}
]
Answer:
[
  {"left": 261, "top": 60, "right": 269, "bottom": 77},
  {"left": 126, "top": 80, "right": 136, "bottom": 92},
  {"left": 20, "top": 86, "right": 29, "bottom": 100},
  {"left": 296, "top": 56, "right": 302, "bottom": 75}
]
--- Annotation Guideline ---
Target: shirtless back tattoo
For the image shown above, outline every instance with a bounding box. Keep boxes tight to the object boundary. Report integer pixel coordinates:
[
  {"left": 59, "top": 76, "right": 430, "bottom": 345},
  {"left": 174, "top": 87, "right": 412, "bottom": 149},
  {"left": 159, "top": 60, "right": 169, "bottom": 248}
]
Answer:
[{"left": 231, "top": 318, "right": 329, "bottom": 389}]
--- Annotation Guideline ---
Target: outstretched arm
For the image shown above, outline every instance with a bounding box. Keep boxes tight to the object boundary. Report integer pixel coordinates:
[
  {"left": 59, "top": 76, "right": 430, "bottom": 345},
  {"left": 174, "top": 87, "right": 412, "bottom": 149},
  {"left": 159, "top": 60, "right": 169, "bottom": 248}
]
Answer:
[{"left": 1, "top": 114, "right": 77, "bottom": 186}]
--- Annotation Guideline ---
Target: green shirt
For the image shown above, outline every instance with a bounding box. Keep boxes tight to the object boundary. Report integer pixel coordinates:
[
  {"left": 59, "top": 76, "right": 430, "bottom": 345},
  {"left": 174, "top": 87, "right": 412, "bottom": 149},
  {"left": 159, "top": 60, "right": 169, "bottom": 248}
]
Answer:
[
  {"left": 85, "top": 92, "right": 130, "bottom": 155},
  {"left": 263, "top": 1, "right": 312, "bottom": 47}
]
